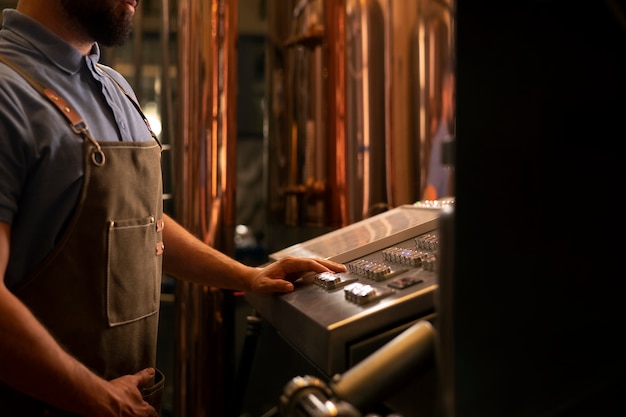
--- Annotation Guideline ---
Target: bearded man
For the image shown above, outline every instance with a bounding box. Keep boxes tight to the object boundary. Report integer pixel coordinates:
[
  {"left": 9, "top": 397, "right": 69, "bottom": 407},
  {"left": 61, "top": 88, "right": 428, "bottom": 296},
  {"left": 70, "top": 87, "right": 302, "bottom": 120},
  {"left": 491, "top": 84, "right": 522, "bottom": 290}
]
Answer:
[{"left": 0, "top": 1, "right": 346, "bottom": 416}]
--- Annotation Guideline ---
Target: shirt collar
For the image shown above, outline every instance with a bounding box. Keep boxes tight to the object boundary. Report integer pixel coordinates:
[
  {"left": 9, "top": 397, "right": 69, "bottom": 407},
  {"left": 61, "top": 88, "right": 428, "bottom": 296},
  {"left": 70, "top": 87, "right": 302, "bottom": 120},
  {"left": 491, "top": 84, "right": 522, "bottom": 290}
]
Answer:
[{"left": 1, "top": 9, "right": 101, "bottom": 75}]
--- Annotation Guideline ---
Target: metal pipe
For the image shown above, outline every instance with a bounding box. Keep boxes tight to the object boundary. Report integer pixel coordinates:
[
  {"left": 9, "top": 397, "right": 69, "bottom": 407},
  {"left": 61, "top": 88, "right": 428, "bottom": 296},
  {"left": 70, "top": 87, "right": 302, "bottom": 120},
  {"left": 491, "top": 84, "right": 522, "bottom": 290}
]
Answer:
[
  {"left": 330, "top": 320, "right": 436, "bottom": 411},
  {"left": 324, "top": 0, "right": 348, "bottom": 227},
  {"left": 345, "top": 0, "right": 387, "bottom": 221},
  {"left": 160, "top": 0, "right": 175, "bottom": 147},
  {"left": 265, "top": 0, "right": 348, "bottom": 231}
]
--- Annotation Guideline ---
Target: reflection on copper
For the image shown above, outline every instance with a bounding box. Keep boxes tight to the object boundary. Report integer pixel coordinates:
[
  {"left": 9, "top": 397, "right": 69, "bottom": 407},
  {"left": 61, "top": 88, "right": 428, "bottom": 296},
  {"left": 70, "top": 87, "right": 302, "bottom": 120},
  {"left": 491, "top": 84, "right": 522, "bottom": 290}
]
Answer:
[
  {"left": 328, "top": 0, "right": 349, "bottom": 227},
  {"left": 174, "top": 0, "right": 237, "bottom": 416},
  {"left": 284, "top": 24, "right": 325, "bottom": 48},
  {"left": 384, "top": 0, "right": 454, "bottom": 206},
  {"left": 358, "top": 0, "right": 372, "bottom": 220},
  {"left": 265, "top": 0, "right": 347, "bottom": 228},
  {"left": 345, "top": 0, "right": 387, "bottom": 222}
]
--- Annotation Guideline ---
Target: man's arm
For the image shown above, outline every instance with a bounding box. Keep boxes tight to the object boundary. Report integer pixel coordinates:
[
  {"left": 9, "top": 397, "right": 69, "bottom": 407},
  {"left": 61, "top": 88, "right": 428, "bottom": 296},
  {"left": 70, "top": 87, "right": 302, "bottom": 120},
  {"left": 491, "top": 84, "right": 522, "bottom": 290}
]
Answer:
[
  {"left": 0, "top": 222, "right": 158, "bottom": 417},
  {"left": 161, "top": 214, "right": 346, "bottom": 294}
]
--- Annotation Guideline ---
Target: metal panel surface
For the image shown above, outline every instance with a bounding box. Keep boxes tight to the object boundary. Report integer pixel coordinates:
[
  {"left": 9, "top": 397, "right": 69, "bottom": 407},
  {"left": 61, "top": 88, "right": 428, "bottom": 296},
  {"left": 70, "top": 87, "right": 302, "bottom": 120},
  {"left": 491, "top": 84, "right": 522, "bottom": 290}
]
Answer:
[
  {"left": 247, "top": 203, "right": 445, "bottom": 376},
  {"left": 269, "top": 204, "right": 441, "bottom": 263}
]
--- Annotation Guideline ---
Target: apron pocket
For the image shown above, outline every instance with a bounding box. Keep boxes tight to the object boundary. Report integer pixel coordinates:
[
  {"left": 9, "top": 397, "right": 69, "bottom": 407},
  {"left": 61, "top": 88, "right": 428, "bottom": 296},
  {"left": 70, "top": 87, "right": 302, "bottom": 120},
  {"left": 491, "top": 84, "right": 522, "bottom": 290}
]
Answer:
[
  {"left": 142, "top": 368, "right": 166, "bottom": 416},
  {"left": 106, "top": 216, "right": 160, "bottom": 326}
]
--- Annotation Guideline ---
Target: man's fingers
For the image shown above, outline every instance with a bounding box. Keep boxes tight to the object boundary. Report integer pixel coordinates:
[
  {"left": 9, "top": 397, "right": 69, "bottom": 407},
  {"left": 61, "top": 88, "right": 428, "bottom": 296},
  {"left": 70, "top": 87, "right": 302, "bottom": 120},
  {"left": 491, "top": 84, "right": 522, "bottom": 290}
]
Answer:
[
  {"left": 278, "top": 256, "right": 346, "bottom": 274},
  {"left": 314, "top": 258, "right": 347, "bottom": 272},
  {"left": 134, "top": 367, "right": 156, "bottom": 388}
]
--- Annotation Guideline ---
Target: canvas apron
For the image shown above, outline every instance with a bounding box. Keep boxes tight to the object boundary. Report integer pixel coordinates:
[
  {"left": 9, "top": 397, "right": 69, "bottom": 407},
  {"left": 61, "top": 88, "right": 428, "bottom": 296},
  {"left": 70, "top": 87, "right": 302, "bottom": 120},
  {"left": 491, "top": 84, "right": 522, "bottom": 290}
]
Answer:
[{"left": 0, "top": 56, "right": 165, "bottom": 416}]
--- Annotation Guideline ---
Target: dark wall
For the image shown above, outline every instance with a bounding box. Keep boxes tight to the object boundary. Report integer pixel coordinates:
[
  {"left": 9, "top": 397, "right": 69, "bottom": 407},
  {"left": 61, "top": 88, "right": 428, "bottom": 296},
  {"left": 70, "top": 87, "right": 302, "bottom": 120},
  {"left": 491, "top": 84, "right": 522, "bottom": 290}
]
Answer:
[{"left": 451, "top": 1, "right": 626, "bottom": 416}]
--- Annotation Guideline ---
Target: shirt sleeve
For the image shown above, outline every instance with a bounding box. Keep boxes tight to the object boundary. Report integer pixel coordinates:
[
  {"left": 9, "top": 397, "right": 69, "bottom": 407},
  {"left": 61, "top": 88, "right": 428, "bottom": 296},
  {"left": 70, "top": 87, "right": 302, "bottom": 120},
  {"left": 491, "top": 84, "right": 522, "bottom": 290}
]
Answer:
[{"left": 0, "top": 72, "right": 32, "bottom": 225}]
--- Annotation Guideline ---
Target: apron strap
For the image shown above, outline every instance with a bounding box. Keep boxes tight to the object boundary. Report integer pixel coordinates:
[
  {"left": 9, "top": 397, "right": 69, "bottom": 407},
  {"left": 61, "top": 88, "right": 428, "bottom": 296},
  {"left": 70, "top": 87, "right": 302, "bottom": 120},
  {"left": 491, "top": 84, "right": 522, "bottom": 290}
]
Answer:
[
  {"left": 96, "top": 64, "right": 162, "bottom": 148},
  {"left": 0, "top": 55, "right": 162, "bottom": 161},
  {"left": 0, "top": 53, "right": 108, "bottom": 166},
  {"left": 0, "top": 54, "right": 94, "bottom": 140}
]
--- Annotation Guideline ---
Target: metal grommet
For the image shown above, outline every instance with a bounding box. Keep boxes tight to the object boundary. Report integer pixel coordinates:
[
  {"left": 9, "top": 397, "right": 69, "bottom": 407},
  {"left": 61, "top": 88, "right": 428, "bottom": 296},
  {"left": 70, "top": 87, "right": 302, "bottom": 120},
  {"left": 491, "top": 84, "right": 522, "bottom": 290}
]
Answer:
[{"left": 91, "top": 148, "right": 106, "bottom": 166}]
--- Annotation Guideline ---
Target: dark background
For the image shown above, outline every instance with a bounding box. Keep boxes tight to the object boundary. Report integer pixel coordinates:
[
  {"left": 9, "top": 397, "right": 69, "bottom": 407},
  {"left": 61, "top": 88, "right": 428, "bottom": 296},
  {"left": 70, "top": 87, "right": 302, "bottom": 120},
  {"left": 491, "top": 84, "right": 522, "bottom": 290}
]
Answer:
[{"left": 450, "top": 1, "right": 626, "bottom": 416}]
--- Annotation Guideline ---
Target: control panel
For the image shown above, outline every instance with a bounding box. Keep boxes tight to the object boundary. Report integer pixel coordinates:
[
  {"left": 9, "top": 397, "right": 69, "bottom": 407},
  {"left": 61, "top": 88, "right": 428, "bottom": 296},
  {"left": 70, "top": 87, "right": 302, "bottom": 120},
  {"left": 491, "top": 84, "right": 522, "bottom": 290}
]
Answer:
[{"left": 246, "top": 203, "right": 447, "bottom": 376}]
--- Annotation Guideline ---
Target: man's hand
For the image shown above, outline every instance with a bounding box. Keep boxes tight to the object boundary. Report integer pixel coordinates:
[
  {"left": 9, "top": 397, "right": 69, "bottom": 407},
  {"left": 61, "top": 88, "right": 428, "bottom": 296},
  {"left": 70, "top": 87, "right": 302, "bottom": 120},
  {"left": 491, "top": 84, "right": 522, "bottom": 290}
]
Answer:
[
  {"left": 248, "top": 256, "right": 346, "bottom": 295},
  {"left": 91, "top": 368, "right": 158, "bottom": 417}
]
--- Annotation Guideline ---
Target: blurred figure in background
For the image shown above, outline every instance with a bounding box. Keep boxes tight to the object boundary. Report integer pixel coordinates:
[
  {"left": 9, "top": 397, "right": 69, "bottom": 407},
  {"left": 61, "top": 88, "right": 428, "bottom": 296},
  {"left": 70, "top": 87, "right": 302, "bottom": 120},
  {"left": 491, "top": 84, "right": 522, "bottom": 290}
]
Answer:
[{"left": 423, "top": 70, "right": 455, "bottom": 201}]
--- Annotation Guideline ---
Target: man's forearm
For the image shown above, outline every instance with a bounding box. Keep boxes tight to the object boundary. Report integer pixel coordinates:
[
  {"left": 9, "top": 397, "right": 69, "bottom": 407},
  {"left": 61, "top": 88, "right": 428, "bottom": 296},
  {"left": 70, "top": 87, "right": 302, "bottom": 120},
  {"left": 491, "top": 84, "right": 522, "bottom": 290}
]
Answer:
[
  {"left": 161, "top": 214, "right": 255, "bottom": 291},
  {"left": 0, "top": 285, "right": 112, "bottom": 416}
]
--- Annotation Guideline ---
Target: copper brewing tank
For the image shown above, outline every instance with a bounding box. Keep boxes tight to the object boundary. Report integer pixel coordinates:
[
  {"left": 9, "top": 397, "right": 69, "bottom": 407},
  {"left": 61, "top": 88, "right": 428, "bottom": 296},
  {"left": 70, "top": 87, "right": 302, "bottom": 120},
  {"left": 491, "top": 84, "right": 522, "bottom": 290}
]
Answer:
[
  {"left": 174, "top": 0, "right": 238, "bottom": 416},
  {"left": 264, "top": 0, "right": 455, "bottom": 239}
]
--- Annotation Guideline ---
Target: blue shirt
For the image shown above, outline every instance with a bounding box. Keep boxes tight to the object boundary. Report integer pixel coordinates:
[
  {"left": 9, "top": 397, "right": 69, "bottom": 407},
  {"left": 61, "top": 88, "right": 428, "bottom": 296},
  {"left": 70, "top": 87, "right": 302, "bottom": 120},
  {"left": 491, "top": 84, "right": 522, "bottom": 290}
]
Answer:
[{"left": 0, "top": 9, "right": 155, "bottom": 288}]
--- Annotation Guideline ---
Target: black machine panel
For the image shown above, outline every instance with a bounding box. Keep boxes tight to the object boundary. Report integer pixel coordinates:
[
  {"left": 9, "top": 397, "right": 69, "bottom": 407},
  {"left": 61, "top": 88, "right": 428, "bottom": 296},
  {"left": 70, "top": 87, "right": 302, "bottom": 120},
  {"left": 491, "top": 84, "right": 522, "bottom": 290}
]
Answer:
[{"left": 246, "top": 203, "right": 449, "bottom": 376}]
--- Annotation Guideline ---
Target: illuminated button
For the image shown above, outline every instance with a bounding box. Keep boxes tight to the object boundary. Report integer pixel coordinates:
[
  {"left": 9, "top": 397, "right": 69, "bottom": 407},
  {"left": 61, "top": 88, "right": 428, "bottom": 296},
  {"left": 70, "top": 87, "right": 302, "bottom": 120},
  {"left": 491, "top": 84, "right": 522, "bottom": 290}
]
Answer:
[
  {"left": 415, "top": 234, "right": 439, "bottom": 251},
  {"left": 383, "top": 247, "right": 427, "bottom": 267},
  {"left": 315, "top": 272, "right": 342, "bottom": 289},
  {"left": 423, "top": 255, "right": 438, "bottom": 272},
  {"left": 356, "top": 285, "right": 377, "bottom": 305},
  {"left": 344, "top": 283, "right": 364, "bottom": 302},
  {"left": 370, "top": 264, "right": 391, "bottom": 281},
  {"left": 388, "top": 276, "right": 423, "bottom": 290},
  {"left": 408, "top": 252, "right": 422, "bottom": 267}
]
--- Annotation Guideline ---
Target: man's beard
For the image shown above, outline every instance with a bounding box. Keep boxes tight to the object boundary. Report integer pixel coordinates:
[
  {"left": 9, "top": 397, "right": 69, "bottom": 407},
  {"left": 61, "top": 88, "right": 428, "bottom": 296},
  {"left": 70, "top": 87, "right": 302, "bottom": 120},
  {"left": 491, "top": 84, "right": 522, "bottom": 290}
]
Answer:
[{"left": 60, "top": 0, "right": 135, "bottom": 47}]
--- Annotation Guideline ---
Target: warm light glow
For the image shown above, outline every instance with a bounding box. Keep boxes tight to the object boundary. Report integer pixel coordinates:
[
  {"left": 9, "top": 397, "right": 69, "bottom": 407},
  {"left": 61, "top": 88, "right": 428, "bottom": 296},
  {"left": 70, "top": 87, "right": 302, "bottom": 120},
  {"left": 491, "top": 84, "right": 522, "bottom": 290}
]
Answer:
[{"left": 143, "top": 101, "right": 162, "bottom": 137}]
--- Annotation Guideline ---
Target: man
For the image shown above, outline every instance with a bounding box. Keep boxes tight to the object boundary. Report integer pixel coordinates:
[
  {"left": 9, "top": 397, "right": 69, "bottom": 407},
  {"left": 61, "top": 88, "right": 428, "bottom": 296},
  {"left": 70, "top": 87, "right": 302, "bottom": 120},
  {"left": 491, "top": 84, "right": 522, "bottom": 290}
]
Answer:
[{"left": 0, "top": 1, "right": 346, "bottom": 416}]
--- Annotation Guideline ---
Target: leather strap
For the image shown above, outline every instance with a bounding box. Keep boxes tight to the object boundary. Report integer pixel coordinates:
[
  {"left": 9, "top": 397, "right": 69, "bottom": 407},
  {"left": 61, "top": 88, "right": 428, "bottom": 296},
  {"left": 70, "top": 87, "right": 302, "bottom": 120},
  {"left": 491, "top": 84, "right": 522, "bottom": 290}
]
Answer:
[{"left": 0, "top": 54, "right": 90, "bottom": 135}]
